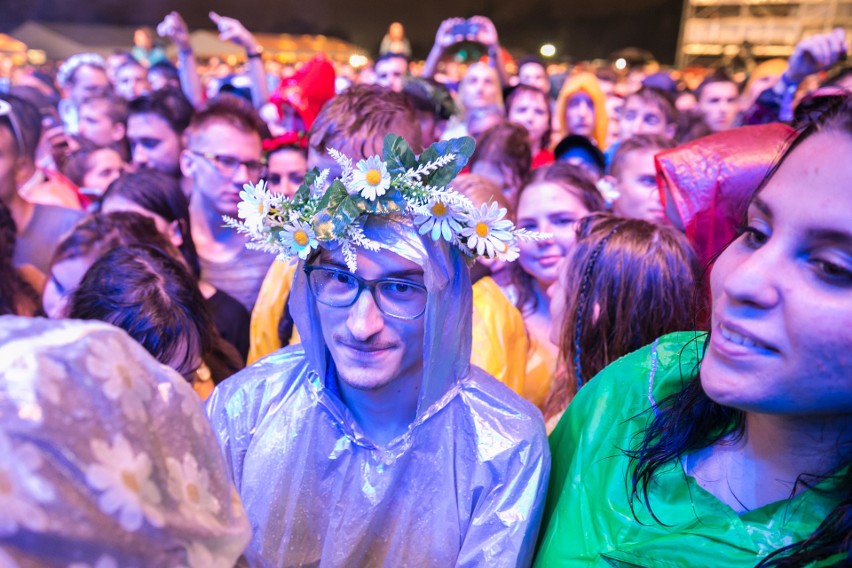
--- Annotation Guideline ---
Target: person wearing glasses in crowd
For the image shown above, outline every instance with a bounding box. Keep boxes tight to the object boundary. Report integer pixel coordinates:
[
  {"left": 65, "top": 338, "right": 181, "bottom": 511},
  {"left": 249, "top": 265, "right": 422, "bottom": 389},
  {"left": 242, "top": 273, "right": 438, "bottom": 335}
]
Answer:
[
  {"left": 181, "top": 94, "right": 271, "bottom": 312},
  {"left": 207, "top": 135, "right": 550, "bottom": 566}
]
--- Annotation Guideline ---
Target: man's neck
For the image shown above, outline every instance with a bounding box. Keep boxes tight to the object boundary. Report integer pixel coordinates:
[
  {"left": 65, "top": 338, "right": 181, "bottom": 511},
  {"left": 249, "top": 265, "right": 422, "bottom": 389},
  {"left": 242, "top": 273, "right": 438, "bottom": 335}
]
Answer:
[{"left": 337, "top": 372, "right": 421, "bottom": 446}]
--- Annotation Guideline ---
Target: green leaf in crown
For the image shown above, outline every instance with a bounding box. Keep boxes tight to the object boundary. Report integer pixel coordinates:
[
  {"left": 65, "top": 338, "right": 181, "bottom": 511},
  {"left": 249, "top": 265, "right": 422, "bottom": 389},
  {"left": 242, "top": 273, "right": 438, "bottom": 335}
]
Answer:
[
  {"left": 417, "top": 136, "right": 475, "bottom": 188},
  {"left": 382, "top": 134, "right": 418, "bottom": 176}
]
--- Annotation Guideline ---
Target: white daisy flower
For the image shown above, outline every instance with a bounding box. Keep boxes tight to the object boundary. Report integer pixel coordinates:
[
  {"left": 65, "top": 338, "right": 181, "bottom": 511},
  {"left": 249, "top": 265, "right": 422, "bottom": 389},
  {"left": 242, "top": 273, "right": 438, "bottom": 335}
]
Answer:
[
  {"left": 237, "top": 181, "right": 270, "bottom": 232},
  {"left": 0, "top": 432, "right": 55, "bottom": 537},
  {"left": 3, "top": 352, "right": 64, "bottom": 408},
  {"left": 166, "top": 453, "right": 221, "bottom": 527},
  {"left": 280, "top": 220, "right": 319, "bottom": 260},
  {"left": 350, "top": 156, "right": 390, "bottom": 201},
  {"left": 461, "top": 202, "right": 518, "bottom": 260},
  {"left": 85, "top": 434, "right": 164, "bottom": 531},
  {"left": 414, "top": 199, "right": 466, "bottom": 242},
  {"left": 85, "top": 339, "right": 153, "bottom": 422}
]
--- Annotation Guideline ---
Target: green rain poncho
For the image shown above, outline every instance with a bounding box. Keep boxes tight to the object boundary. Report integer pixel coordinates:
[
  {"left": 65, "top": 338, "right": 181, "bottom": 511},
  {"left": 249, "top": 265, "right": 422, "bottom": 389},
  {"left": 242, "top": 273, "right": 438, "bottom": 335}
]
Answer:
[{"left": 535, "top": 332, "right": 844, "bottom": 567}]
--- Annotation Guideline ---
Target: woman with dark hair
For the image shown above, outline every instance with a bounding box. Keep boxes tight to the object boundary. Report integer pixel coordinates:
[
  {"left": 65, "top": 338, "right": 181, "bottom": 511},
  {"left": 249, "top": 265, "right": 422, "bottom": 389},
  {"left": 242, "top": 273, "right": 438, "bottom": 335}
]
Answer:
[
  {"left": 506, "top": 85, "right": 554, "bottom": 168},
  {"left": 99, "top": 169, "right": 250, "bottom": 359},
  {"left": 42, "top": 211, "right": 243, "bottom": 394},
  {"left": 66, "top": 245, "right": 212, "bottom": 382},
  {"left": 0, "top": 201, "right": 42, "bottom": 316},
  {"left": 536, "top": 98, "right": 852, "bottom": 566},
  {"left": 542, "top": 213, "right": 701, "bottom": 431},
  {"left": 505, "top": 162, "right": 606, "bottom": 408}
]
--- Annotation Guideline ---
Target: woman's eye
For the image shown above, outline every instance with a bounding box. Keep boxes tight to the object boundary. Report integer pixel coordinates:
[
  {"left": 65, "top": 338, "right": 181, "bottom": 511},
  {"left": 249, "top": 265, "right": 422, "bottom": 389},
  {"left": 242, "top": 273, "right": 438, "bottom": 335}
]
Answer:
[
  {"left": 811, "top": 258, "right": 852, "bottom": 285},
  {"left": 741, "top": 226, "right": 769, "bottom": 248}
]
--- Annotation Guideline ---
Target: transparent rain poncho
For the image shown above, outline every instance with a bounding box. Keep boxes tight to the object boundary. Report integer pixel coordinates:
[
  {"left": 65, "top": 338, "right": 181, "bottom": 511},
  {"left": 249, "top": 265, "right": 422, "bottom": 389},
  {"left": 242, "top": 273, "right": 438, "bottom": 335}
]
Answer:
[
  {"left": 206, "top": 215, "right": 550, "bottom": 567},
  {"left": 0, "top": 316, "right": 251, "bottom": 567}
]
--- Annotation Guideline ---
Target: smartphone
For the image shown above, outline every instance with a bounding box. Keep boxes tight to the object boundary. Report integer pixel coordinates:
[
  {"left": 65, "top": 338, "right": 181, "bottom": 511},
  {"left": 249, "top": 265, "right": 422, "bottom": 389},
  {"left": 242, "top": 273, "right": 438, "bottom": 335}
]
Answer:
[{"left": 451, "top": 22, "right": 480, "bottom": 38}]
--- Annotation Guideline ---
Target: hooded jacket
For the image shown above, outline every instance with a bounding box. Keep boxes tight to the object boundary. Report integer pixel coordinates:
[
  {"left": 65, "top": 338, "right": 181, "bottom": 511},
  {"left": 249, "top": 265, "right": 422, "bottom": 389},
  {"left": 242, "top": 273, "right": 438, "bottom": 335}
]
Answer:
[
  {"left": 555, "top": 72, "right": 609, "bottom": 150},
  {"left": 655, "top": 123, "right": 797, "bottom": 269},
  {"left": 207, "top": 216, "right": 550, "bottom": 567}
]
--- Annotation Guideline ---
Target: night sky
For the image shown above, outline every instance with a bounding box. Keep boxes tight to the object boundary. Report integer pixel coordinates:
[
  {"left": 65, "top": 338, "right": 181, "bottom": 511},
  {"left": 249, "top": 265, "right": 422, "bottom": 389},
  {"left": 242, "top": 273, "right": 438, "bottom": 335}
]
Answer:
[{"left": 0, "top": 0, "right": 685, "bottom": 64}]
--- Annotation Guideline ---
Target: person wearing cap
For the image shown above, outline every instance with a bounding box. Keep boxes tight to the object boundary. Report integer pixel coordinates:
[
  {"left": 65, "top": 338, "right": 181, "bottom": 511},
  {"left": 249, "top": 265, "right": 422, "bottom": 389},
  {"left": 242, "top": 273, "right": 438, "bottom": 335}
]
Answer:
[{"left": 208, "top": 134, "right": 550, "bottom": 566}]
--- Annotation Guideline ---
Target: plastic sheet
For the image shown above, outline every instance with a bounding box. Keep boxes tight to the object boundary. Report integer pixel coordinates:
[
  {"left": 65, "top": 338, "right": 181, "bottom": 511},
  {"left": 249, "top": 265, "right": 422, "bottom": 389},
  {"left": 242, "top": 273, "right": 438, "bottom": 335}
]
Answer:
[
  {"left": 208, "top": 215, "right": 550, "bottom": 567},
  {"left": 0, "top": 316, "right": 250, "bottom": 567}
]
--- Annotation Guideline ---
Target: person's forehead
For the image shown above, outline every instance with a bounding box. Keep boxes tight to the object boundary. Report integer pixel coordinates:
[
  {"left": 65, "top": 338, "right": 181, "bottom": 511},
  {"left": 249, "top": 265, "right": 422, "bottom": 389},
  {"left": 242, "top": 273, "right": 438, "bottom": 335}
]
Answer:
[
  {"left": 128, "top": 112, "right": 173, "bottom": 134},
  {"left": 192, "top": 120, "right": 261, "bottom": 150},
  {"left": 700, "top": 81, "right": 737, "bottom": 99},
  {"left": 316, "top": 247, "right": 424, "bottom": 280}
]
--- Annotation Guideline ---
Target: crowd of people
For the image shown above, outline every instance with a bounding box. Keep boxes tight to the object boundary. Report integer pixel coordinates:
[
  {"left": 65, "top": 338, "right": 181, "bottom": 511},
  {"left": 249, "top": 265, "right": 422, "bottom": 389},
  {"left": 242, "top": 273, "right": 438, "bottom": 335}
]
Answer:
[{"left": 0, "top": 10, "right": 850, "bottom": 567}]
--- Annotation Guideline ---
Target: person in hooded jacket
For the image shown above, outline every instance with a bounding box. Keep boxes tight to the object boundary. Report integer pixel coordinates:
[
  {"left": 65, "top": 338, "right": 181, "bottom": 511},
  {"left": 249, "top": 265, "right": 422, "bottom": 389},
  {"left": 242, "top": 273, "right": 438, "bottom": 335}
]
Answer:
[{"left": 206, "top": 134, "right": 550, "bottom": 567}]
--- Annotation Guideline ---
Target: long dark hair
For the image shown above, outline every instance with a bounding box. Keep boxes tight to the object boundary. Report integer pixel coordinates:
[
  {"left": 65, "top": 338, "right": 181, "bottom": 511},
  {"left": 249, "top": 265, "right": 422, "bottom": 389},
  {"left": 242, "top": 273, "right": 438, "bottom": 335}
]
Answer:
[
  {"left": 543, "top": 214, "right": 701, "bottom": 422},
  {"left": 99, "top": 170, "right": 201, "bottom": 279},
  {"left": 0, "top": 201, "right": 41, "bottom": 316},
  {"left": 67, "top": 244, "right": 214, "bottom": 378},
  {"left": 626, "top": 96, "right": 852, "bottom": 567}
]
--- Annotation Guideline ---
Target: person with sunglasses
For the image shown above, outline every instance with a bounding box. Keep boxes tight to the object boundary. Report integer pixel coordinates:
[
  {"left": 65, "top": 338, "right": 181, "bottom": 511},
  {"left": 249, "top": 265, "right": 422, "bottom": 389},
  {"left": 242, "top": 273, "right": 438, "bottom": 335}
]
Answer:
[
  {"left": 207, "top": 135, "right": 550, "bottom": 567},
  {"left": 181, "top": 93, "right": 272, "bottom": 312}
]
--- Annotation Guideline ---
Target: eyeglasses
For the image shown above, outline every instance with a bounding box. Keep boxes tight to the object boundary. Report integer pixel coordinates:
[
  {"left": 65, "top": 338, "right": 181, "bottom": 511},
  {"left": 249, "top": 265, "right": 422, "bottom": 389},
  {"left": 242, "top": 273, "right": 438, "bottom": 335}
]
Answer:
[
  {"left": 305, "top": 265, "right": 428, "bottom": 320},
  {"left": 268, "top": 171, "right": 305, "bottom": 187},
  {"left": 189, "top": 150, "right": 265, "bottom": 179},
  {"left": 0, "top": 99, "right": 26, "bottom": 156}
]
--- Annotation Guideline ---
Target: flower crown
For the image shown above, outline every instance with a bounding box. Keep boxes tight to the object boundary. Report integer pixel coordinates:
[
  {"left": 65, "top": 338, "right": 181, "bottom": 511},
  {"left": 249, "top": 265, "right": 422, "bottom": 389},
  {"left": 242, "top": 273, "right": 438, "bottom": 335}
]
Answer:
[{"left": 224, "top": 134, "right": 548, "bottom": 271}]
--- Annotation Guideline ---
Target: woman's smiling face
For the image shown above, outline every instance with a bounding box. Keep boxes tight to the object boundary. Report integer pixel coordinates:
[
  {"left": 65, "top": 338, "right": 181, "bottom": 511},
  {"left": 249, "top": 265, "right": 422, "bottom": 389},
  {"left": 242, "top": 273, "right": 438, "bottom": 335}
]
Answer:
[{"left": 701, "top": 130, "right": 852, "bottom": 417}]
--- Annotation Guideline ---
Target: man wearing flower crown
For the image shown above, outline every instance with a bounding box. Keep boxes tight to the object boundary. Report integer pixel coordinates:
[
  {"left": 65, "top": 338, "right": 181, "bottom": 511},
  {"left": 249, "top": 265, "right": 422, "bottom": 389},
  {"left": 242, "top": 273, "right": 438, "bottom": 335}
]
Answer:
[{"left": 207, "top": 134, "right": 550, "bottom": 566}]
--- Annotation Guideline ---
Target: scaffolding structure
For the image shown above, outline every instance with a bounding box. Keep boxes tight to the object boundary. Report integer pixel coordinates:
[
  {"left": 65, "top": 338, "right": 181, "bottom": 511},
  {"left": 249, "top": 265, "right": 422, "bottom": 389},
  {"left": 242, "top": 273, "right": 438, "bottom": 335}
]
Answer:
[{"left": 676, "top": 0, "right": 852, "bottom": 68}]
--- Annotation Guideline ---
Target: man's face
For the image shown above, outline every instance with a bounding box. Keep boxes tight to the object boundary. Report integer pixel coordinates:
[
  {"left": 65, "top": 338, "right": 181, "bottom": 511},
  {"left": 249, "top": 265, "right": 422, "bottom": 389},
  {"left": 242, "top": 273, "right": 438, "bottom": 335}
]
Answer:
[
  {"left": 619, "top": 97, "right": 672, "bottom": 141},
  {"left": 78, "top": 100, "right": 123, "bottom": 146},
  {"left": 312, "top": 246, "right": 426, "bottom": 394},
  {"left": 182, "top": 120, "right": 263, "bottom": 217},
  {"left": 374, "top": 57, "right": 407, "bottom": 93},
  {"left": 127, "top": 112, "right": 182, "bottom": 176},
  {"left": 697, "top": 81, "right": 739, "bottom": 132},
  {"left": 612, "top": 147, "right": 667, "bottom": 224},
  {"left": 115, "top": 65, "right": 149, "bottom": 101},
  {"left": 566, "top": 92, "right": 595, "bottom": 138},
  {"left": 518, "top": 63, "right": 550, "bottom": 95},
  {"left": 68, "top": 65, "right": 110, "bottom": 107}
]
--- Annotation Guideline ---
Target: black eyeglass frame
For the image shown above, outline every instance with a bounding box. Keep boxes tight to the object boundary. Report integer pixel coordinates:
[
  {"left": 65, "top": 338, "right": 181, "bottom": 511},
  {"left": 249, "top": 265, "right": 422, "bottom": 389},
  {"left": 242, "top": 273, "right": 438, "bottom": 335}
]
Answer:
[
  {"left": 188, "top": 149, "right": 266, "bottom": 178},
  {"left": 304, "top": 264, "right": 429, "bottom": 320}
]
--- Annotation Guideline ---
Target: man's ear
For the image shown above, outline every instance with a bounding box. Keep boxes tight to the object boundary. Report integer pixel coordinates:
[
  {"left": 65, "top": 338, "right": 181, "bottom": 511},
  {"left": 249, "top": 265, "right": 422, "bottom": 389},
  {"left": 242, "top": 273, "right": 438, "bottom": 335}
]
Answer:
[
  {"left": 110, "top": 121, "right": 126, "bottom": 143},
  {"left": 167, "top": 219, "right": 184, "bottom": 247},
  {"left": 179, "top": 148, "right": 195, "bottom": 178}
]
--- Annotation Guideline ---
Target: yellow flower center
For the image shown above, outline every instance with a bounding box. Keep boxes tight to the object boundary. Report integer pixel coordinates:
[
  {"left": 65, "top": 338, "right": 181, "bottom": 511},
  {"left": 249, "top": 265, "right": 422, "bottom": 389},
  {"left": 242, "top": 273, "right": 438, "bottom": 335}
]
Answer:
[
  {"left": 121, "top": 470, "right": 140, "bottom": 493},
  {"left": 365, "top": 169, "right": 382, "bottom": 186},
  {"left": 431, "top": 202, "right": 448, "bottom": 216},
  {"left": 257, "top": 202, "right": 265, "bottom": 214},
  {"left": 475, "top": 222, "right": 490, "bottom": 237},
  {"left": 293, "top": 229, "right": 310, "bottom": 246},
  {"left": 186, "top": 482, "right": 201, "bottom": 503}
]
